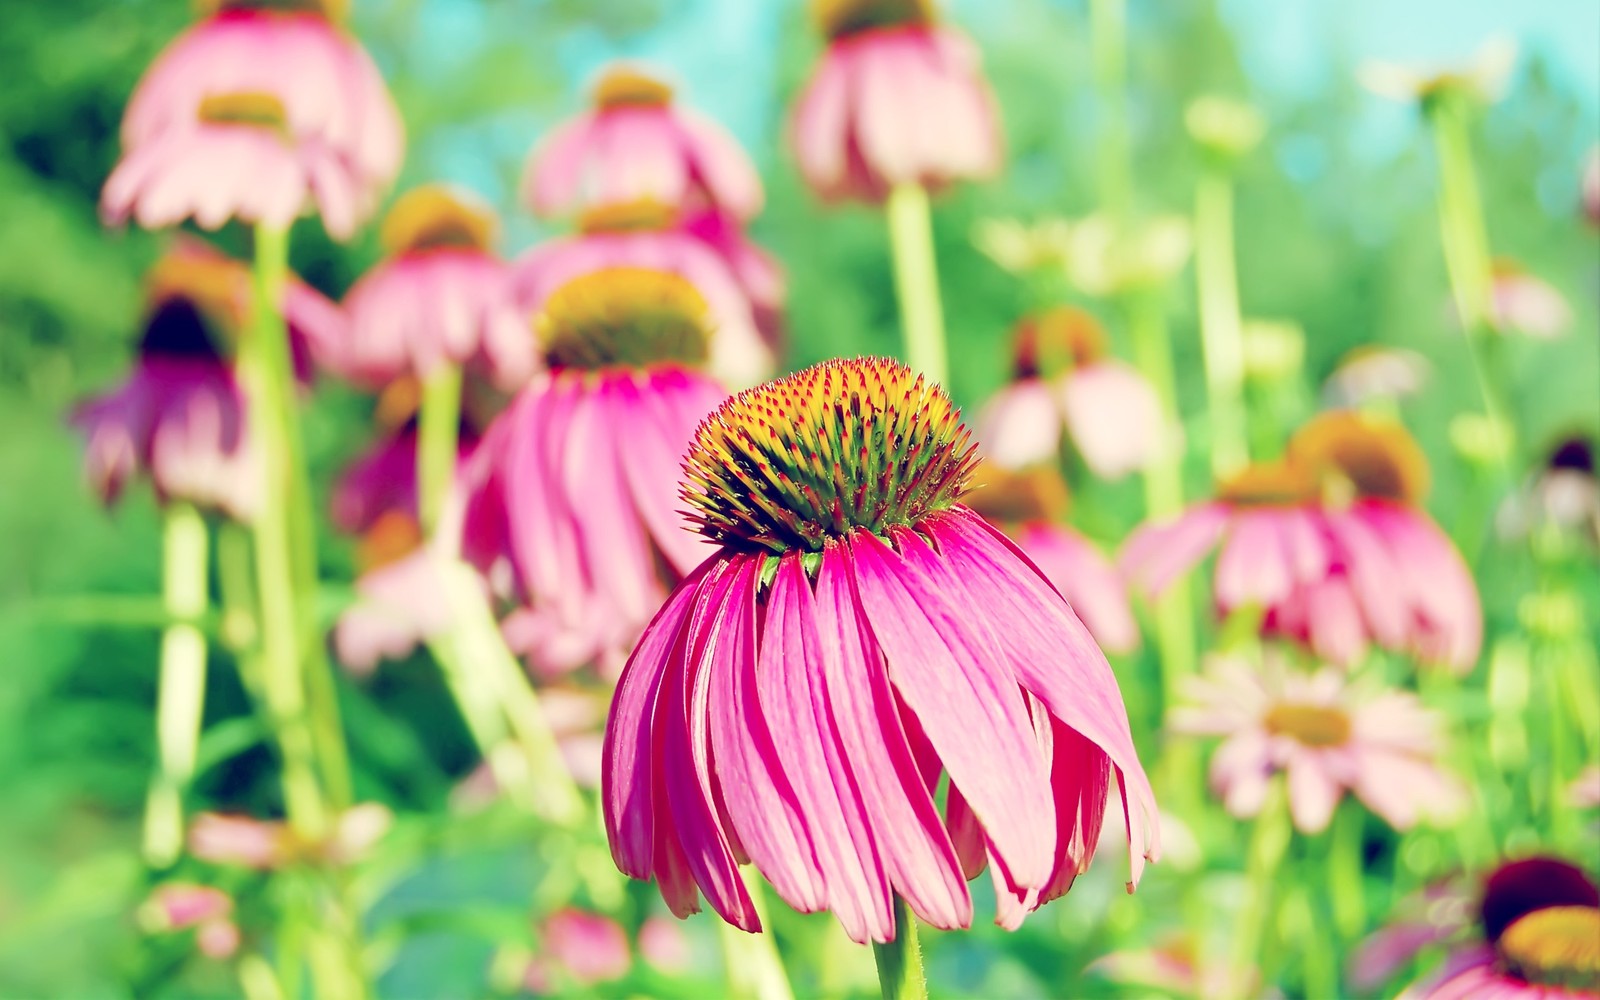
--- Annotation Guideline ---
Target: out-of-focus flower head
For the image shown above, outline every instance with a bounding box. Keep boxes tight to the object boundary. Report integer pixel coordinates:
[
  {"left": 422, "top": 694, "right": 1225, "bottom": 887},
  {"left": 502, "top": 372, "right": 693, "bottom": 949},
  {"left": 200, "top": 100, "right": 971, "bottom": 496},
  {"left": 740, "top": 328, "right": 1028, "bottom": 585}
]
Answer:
[
  {"left": 1323, "top": 344, "right": 1431, "bottom": 409},
  {"left": 333, "top": 510, "right": 461, "bottom": 674},
  {"left": 791, "top": 0, "right": 1001, "bottom": 203},
  {"left": 464, "top": 267, "right": 727, "bottom": 678},
  {"left": 604, "top": 357, "right": 1157, "bottom": 942},
  {"left": 1172, "top": 652, "right": 1467, "bottom": 834},
  {"left": 1185, "top": 95, "right": 1266, "bottom": 162},
  {"left": 1064, "top": 213, "right": 1193, "bottom": 298},
  {"left": 1583, "top": 147, "right": 1600, "bottom": 227},
  {"left": 975, "top": 306, "right": 1164, "bottom": 481},
  {"left": 971, "top": 215, "right": 1076, "bottom": 276},
  {"left": 1349, "top": 876, "right": 1477, "bottom": 993},
  {"left": 1483, "top": 259, "right": 1573, "bottom": 339},
  {"left": 1358, "top": 36, "right": 1518, "bottom": 110},
  {"left": 523, "top": 63, "right": 762, "bottom": 222},
  {"left": 104, "top": 0, "right": 403, "bottom": 239},
  {"left": 188, "top": 803, "right": 391, "bottom": 869},
  {"left": 512, "top": 199, "right": 773, "bottom": 387},
  {"left": 328, "top": 184, "right": 533, "bottom": 389},
  {"left": 140, "top": 883, "right": 239, "bottom": 960},
  {"left": 521, "top": 909, "right": 632, "bottom": 994},
  {"left": 1089, "top": 929, "right": 1252, "bottom": 999},
  {"left": 963, "top": 461, "right": 1139, "bottom": 653},
  {"left": 1497, "top": 433, "right": 1600, "bottom": 547},
  {"left": 1406, "top": 857, "right": 1600, "bottom": 998},
  {"left": 1242, "top": 318, "right": 1307, "bottom": 388},
  {"left": 680, "top": 207, "right": 787, "bottom": 356}
]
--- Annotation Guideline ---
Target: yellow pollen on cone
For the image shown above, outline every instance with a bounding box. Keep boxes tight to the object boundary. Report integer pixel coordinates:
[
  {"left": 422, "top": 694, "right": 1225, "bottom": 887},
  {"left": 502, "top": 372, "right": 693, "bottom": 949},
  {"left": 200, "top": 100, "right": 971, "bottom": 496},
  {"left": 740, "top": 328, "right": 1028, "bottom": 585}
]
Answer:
[
  {"left": 1263, "top": 702, "right": 1352, "bottom": 748},
  {"left": 811, "top": 0, "right": 935, "bottom": 39},
  {"left": 964, "top": 460, "right": 1070, "bottom": 526},
  {"left": 1498, "top": 906, "right": 1600, "bottom": 992},
  {"left": 1215, "top": 461, "right": 1319, "bottom": 508},
  {"left": 592, "top": 65, "right": 675, "bottom": 109},
  {"left": 536, "top": 267, "right": 713, "bottom": 371},
  {"left": 1014, "top": 306, "right": 1109, "bottom": 378},
  {"left": 577, "top": 199, "right": 679, "bottom": 235},
  {"left": 1289, "top": 410, "right": 1431, "bottom": 507},
  {"left": 196, "top": 91, "right": 291, "bottom": 133},
  {"left": 379, "top": 184, "right": 498, "bottom": 257}
]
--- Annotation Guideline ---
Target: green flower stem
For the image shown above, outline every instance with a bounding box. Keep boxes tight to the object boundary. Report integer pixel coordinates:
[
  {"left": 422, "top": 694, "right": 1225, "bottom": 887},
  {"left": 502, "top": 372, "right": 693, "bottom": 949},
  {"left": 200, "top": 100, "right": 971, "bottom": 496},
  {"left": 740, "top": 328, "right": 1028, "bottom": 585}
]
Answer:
[
  {"left": 143, "top": 501, "right": 209, "bottom": 869},
  {"left": 425, "top": 632, "right": 537, "bottom": 812},
  {"left": 1231, "top": 778, "right": 1291, "bottom": 993},
  {"left": 720, "top": 872, "right": 797, "bottom": 1000},
  {"left": 1194, "top": 168, "right": 1249, "bottom": 478},
  {"left": 871, "top": 896, "right": 928, "bottom": 1000},
  {"left": 416, "top": 365, "right": 462, "bottom": 539},
  {"left": 216, "top": 521, "right": 261, "bottom": 672},
  {"left": 1426, "top": 97, "right": 1517, "bottom": 476},
  {"left": 1327, "top": 800, "right": 1367, "bottom": 940},
  {"left": 886, "top": 182, "right": 949, "bottom": 387},
  {"left": 1090, "top": 0, "right": 1131, "bottom": 218}
]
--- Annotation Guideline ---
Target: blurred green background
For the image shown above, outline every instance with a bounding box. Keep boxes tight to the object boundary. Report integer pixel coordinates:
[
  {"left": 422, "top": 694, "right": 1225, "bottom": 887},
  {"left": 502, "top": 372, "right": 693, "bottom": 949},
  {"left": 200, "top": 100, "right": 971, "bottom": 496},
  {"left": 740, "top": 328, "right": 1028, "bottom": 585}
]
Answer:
[{"left": 0, "top": 0, "right": 1594, "bottom": 995}]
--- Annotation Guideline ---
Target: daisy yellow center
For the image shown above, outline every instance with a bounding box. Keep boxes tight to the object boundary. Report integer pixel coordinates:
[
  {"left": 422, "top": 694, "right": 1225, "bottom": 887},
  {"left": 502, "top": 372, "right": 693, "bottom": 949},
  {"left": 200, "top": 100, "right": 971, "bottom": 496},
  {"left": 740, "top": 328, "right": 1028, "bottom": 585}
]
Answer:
[
  {"left": 1216, "top": 461, "right": 1319, "bottom": 508},
  {"left": 964, "top": 460, "right": 1069, "bottom": 525},
  {"left": 1013, "top": 306, "right": 1108, "bottom": 379},
  {"left": 592, "top": 66, "right": 674, "bottom": 109},
  {"left": 1263, "top": 702, "right": 1351, "bottom": 748},
  {"left": 357, "top": 511, "right": 422, "bottom": 573},
  {"left": 682, "top": 357, "right": 978, "bottom": 553},
  {"left": 577, "top": 199, "right": 678, "bottom": 234},
  {"left": 813, "top": 0, "right": 935, "bottom": 38},
  {"left": 197, "top": 91, "right": 291, "bottom": 133},
  {"left": 379, "top": 185, "right": 497, "bottom": 256},
  {"left": 1289, "top": 411, "right": 1430, "bottom": 507},
  {"left": 1498, "top": 906, "right": 1600, "bottom": 991},
  {"left": 537, "top": 268, "right": 712, "bottom": 371}
]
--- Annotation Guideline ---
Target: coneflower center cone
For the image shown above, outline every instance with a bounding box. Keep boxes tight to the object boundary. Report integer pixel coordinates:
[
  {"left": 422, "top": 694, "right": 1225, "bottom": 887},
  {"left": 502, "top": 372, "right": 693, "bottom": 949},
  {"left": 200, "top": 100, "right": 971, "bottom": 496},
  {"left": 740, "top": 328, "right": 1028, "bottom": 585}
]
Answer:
[
  {"left": 196, "top": 91, "right": 292, "bottom": 135},
  {"left": 813, "top": 0, "right": 935, "bottom": 38},
  {"left": 592, "top": 66, "right": 675, "bottom": 109},
  {"left": 1497, "top": 906, "right": 1600, "bottom": 991},
  {"left": 1290, "top": 411, "right": 1430, "bottom": 506},
  {"left": 1013, "top": 306, "right": 1109, "bottom": 380},
  {"left": 682, "top": 357, "right": 978, "bottom": 553},
  {"left": 1215, "top": 461, "right": 1319, "bottom": 508},
  {"left": 1262, "top": 702, "right": 1352, "bottom": 748},
  {"left": 379, "top": 185, "right": 497, "bottom": 256},
  {"left": 536, "top": 267, "right": 712, "bottom": 371}
]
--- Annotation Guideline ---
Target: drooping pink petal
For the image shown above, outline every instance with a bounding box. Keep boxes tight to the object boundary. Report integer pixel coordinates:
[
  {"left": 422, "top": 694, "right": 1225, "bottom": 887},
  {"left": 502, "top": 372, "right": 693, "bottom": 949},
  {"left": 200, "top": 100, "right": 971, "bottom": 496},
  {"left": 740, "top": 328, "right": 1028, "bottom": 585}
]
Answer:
[
  {"left": 1015, "top": 521, "right": 1139, "bottom": 654},
  {"left": 973, "top": 379, "right": 1063, "bottom": 471},
  {"left": 1121, "top": 504, "right": 1230, "bottom": 599},
  {"left": 1059, "top": 362, "right": 1162, "bottom": 480}
]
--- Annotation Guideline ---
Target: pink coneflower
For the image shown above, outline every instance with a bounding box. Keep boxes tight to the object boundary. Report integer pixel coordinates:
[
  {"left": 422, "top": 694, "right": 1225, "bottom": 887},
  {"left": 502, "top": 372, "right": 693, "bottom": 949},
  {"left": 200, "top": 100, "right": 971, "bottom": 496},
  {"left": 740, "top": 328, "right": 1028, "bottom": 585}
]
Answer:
[
  {"left": 601, "top": 357, "right": 1158, "bottom": 943},
  {"left": 74, "top": 291, "right": 261, "bottom": 519},
  {"left": 523, "top": 64, "right": 761, "bottom": 222},
  {"left": 463, "top": 268, "right": 726, "bottom": 677},
  {"left": 1350, "top": 879, "right": 1475, "bottom": 994},
  {"left": 975, "top": 307, "right": 1162, "bottom": 480},
  {"left": 333, "top": 512, "right": 455, "bottom": 674},
  {"left": 1323, "top": 344, "right": 1432, "bottom": 409},
  {"left": 1407, "top": 858, "right": 1600, "bottom": 998},
  {"left": 108, "top": 0, "right": 401, "bottom": 238},
  {"left": 140, "top": 884, "right": 239, "bottom": 959},
  {"left": 331, "top": 185, "right": 531, "bottom": 388},
  {"left": 331, "top": 379, "right": 481, "bottom": 536},
  {"left": 964, "top": 461, "right": 1138, "bottom": 653},
  {"left": 1172, "top": 654, "right": 1465, "bottom": 834},
  {"left": 522, "top": 908, "right": 632, "bottom": 994},
  {"left": 681, "top": 208, "right": 786, "bottom": 353},
  {"left": 1487, "top": 260, "right": 1571, "bottom": 339},
  {"left": 511, "top": 200, "right": 773, "bottom": 387},
  {"left": 791, "top": 0, "right": 1001, "bottom": 202}
]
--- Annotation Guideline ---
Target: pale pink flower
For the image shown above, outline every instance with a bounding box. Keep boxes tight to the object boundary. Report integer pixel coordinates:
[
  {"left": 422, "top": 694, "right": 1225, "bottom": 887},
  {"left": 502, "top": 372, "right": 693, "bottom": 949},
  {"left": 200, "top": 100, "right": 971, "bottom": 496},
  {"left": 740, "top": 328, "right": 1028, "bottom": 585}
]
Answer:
[
  {"left": 1323, "top": 344, "right": 1431, "bottom": 408},
  {"left": 638, "top": 916, "right": 692, "bottom": 972},
  {"left": 522, "top": 909, "right": 631, "bottom": 994},
  {"left": 1406, "top": 858, "right": 1600, "bottom": 999},
  {"left": 1489, "top": 261, "right": 1572, "bottom": 339},
  {"left": 975, "top": 307, "right": 1162, "bottom": 480},
  {"left": 333, "top": 511, "right": 456, "bottom": 675},
  {"left": 141, "top": 884, "right": 243, "bottom": 960},
  {"left": 791, "top": 4, "right": 1000, "bottom": 202},
  {"left": 681, "top": 208, "right": 786, "bottom": 353},
  {"left": 604, "top": 359, "right": 1157, "bottom": 942},
  {"left": 510, "top": 201, "right": 773, "bottom": 386},
  {"left": 189, "top": 812, "right": 291, "bottom": 870},
  {"left": 333, "top": 185, "right": 532, "bottom": 388},
  {"left": 108, "top": 1, "right": 402, "bottom": 237},
  {"left": 463, "top": 268, "right": 726, "bottom": 676},
  {"left": 523, "top": 63, "right": 761, "bottom": 221},
  {"left": 1172, "top": 655, "right": 1466, "bottom": 834}
]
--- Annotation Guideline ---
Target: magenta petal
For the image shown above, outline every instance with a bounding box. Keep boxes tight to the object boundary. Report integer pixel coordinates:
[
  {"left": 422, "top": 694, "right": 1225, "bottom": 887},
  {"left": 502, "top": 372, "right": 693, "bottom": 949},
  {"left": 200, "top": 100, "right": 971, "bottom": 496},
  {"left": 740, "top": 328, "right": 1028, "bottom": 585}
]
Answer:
[
  {"left": 756, "top": 555, "right": 894, "bottom": 943},
  {"left": 931, "top": 508, "right": 1160, "bottom": 886},
  {"left": 708, "top": 558, "right": 827, "bottom": 914},
  {"left": 661, "top": 558, "right": 760, "bottom": 931},
  {"left": 815, "top": 544, "right": 971, "bottom": 932},
  {"left": 849, "top": 529, "right": 1055, "bottom": 891},
  {"left": 1121, "top": 504, "right": 1229, "bottom": 599},
  {"left": 602, "top": 564, "right": 702, "bottom": 878},
  {"left": 1214, "top": 511, "right": 1292, "bottom": 608}
]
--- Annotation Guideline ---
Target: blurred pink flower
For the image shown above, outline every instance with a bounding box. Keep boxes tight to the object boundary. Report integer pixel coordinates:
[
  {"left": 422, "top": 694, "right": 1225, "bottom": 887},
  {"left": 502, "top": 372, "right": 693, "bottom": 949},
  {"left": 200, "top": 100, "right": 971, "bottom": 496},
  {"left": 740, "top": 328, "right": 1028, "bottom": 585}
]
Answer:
[
  {"left": 1406, "top": 858, "right": 1600, "bottom": 998},
  {"left": 108, "top": 2, "right": 401, "bottom": 238},
  {"left": 603, "top": 359, "right": 1157, "bottom": 942},
  {"left": 463, "top": 269, "right": 725, "bottom": 677},
  {"left": 140, "top": 883, "right": 241, "bottom": 959},
  {"left": 1488, "top": 261, "right": 1571, "bottom": 339},
  {"left": 189, "top": 812, "right": 291, "bottom": 870},
  {"left": 523, "top": 63, "right": 761, "bottom": 221},
  {"left": 1172, "top": 654, "right": 1466, "bottom": 834},
  {"left": 963, "top": 462, "right": 1138, "bottom": 653},
  {"left": 332, "top": 185, "right": 532, "bottom": 388},
  {"left": 975, "top": 308, "right": 1162, "bottom": 480},
  {"left": 522, "top": 909, "right": 631, "bottom": 993},
  {"left": 333, "top": 511, "right": 456, "bottom": 674},
  {"left": 74, "top": 299, "right": 261, "bottom": 519},
  {"left": 1323, "top": 345, "right": 1431, "bottom": 409},
  {"left": 331, "top": 379, "right": 481, "bottom": 536},
  {"left": 637, "top": 916, "right": 692, "bottom": 972},
  {"left": 791, "top": 5, "right": 1000, "bottom": 202},
  {"left": 680, "top": 208, "right": 786, "bottom": 354},
  {"left": 511, "top": 201, "right": 773, "bottom": 386}
]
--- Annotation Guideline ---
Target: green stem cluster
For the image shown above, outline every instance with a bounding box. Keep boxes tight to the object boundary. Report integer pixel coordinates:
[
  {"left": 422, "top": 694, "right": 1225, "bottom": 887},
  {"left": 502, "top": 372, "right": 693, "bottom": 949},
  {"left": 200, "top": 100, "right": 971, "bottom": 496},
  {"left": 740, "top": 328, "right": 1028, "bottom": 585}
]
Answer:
[{"left": 1194, "top": 168, "right": 1249, "bottom": 478}]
